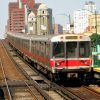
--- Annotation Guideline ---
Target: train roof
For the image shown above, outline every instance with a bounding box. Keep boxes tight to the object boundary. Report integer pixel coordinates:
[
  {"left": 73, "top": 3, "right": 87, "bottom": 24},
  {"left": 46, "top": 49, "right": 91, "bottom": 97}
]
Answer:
[{"left": 7, "top": 32, "right": 91, "bottom": 42}]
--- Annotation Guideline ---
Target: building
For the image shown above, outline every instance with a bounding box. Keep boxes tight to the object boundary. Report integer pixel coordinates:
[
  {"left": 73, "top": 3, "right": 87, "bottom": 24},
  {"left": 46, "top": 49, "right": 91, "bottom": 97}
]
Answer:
[
  {"left": 74, "top": 1, "right": 96, "bottom": 34},
  {"left": 7, "top": 2, "right": 19, "bottom": 32},
  {"left": 74, "top": 10, "right": 90, "bottom": 33},
  {"left": 36, "top": 3, "right": 53, "bottom": 35},
  {"left": 27, "top": 11, "right": 36, "bottom": 34},
  {"left": 27, "top": 3, "right": 53, "bottom": 35},
  {"left": 7, "top": 0, "right": 40, "bottom": 33},
  {"left": 88, "top": 14, "right": 100, "bottom": 34},
  {"left": 53, "top": 24, "right": 63, "bottom": 34},
  {"left": 84, "top": 1, "right": 96, "bottom": 13}
]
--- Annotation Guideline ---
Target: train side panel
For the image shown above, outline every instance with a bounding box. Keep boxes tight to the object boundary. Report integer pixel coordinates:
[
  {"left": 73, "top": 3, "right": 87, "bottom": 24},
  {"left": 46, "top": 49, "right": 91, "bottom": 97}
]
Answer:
[{"left": 7, "top": 33, "right": 92, "bottom": 80}]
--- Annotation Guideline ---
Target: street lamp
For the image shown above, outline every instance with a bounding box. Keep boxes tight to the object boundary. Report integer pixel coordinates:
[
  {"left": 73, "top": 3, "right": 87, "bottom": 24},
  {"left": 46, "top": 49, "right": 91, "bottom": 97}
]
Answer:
[
  {"left": 94, "top": 10, "right": 99, "bottom": 67},
  {"left": 95, "top": 11, "right": 97, "bottom": 34},
  {"left": 55, "top": 13, "right": 71, "bottom": 33},
  {"left": 56, "top": 13, "right": 71, "bottom": 25}
]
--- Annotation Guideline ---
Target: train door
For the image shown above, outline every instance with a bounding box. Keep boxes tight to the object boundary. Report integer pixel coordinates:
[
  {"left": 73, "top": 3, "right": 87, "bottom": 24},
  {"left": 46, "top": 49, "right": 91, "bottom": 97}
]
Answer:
[
  {"left": 66, "top": 42, "right": 78, "bottom": 67},
  {"left": 66, "top": 42, "right": 78, "bottom": 78}
]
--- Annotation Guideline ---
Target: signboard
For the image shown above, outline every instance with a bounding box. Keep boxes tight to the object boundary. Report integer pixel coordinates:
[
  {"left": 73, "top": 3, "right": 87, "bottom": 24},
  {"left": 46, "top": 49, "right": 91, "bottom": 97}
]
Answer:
[
  {"left": 65, "top": 36, "right": 78, "bottom": 39},
  {"left": 41, "top": 25, "right": 47, "bottom": 30},
  {"left": 29, "top": 27, "right": 33, "bottom": 30}
]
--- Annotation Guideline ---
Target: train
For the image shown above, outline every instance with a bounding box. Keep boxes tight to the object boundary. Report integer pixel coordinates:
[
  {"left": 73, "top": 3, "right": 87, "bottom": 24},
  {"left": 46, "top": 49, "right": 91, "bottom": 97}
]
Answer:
[{"left": 7, "top": 32, "right": 92, "bottom": 81}]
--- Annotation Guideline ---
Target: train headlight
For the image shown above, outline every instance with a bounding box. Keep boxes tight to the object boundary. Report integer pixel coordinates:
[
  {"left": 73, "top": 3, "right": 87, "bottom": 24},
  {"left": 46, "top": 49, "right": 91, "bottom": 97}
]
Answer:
[
  {"left": 55, "top": 62, "right": 60, "bottom": 67},
  {"left": 84, "top": 61, "right": 88, "bottom": 65},
  {"left": 80, "top": 60, "right": 88, "bottom": 65}
]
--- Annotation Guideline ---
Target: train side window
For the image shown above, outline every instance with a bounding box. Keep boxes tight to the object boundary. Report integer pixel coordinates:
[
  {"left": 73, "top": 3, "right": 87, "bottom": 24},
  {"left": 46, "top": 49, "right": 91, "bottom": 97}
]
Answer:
[
  {"left": 40, "top": 42, "right": 44, "bottom": 56},
  {"left": 36, "top": 42, "right": 38, "bottom": 54},
  {"left": 25, "top": 40, "right": 27, "bottom": 49},
  {"left": 26, "top": 40, "right": 28, "bottom": 50},
  {"left": 38, "top": 42, "right": 41, "bottom": 55},
  {"left": 31, "top": 41, "right": 33, "bottom": 52},
  {"left": 34, "top": 41, "right": 36, "bottom": 54},
  {"left": 22, "top": 39, "right": 24, "bottom": 48},
  {"left": 23, "top": 40, "right": 24, "bottom": 48},
  {"left": 32, "top": 41, "right": 35, "bottom": 53},
  {"left": 39, "top": 42, "right": 42, "bottom": 56},
  {"left": 24, "top": 40, "right": 26, "bottom": 49},
  {"left": 26, "top": 40, "right": 29, "bottom": 50},
  {"left": 43, "top": 42, "right": 46, "bottom": 57},
  {"left": 36, "top": 41, "right": 42, "bottom": 56},
  {"left": 28, "top": 40, "right": 29, "bottom": 50},
  {"left": 46, "top": 43, "right": 50, "bottom": 59}
]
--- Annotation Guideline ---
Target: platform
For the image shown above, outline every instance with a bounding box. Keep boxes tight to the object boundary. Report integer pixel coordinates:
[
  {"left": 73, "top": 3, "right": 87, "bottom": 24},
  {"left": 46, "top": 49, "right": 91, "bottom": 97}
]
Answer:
[{"left": 93, "top": 67, "right": 100, "bottom": 73}]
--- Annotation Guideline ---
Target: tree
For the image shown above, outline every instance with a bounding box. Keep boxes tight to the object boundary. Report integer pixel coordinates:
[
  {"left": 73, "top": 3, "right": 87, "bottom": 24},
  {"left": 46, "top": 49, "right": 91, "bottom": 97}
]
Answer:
[{"left": 90, "top": 33, "right": 100, "bottom": 48}]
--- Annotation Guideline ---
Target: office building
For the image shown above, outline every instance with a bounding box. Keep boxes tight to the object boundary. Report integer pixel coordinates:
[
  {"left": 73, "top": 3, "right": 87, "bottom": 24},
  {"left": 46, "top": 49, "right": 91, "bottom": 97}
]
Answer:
[
  {"left": 7, "top": 0, "right": 40, "bottom": 33},
  {"left": 74, "top": 1, "right": 96, "bottom": 34}
]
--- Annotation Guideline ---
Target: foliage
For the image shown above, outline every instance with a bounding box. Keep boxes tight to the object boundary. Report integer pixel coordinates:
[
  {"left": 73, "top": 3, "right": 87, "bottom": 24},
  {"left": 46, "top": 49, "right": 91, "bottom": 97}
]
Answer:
[{"left": 90, "top": 33, "right": 100, "bottom": 47}]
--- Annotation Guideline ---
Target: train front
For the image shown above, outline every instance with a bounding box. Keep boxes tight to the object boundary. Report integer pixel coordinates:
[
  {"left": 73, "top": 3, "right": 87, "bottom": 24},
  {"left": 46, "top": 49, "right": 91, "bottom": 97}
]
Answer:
[{"left": 50, "top": 34, "right": 92, "bottom": 78}]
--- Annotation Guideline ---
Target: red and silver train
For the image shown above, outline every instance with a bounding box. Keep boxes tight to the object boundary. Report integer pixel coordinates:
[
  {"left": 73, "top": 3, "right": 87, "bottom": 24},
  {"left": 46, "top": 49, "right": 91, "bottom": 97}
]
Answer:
[{"left": 7, "top": 32, "right": 92, "bottom": 80}]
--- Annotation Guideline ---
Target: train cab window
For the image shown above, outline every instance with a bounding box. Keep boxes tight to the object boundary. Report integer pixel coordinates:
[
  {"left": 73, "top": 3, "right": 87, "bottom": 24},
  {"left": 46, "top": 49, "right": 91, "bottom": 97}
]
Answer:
[
  {"left": 53, "top": 42, "right": 65, "bottom": 58},
  {"left": 79, "top": 41, "right": 90, "bottom": 58},
  {"left": 66, "top": 42, "right": 77, "bottom": 58}
]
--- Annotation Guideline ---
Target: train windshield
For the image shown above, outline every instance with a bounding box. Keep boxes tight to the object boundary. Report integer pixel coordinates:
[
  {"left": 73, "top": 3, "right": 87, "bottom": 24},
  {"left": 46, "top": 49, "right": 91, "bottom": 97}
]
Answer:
[
  {"left": 53, "top": 42, "right": 65, "bottom": 58},
  {"left": 66, "top": 41, "right": 90, "bottom": 58},
  {"left": 52, "top": 41, "right": 90, "bottom": 58},
  {"left": 66, "top": 42, "right": 77, "bottom": 58},
  {"left": 79, "top": 41, "right": 90, "bottom": 58}
]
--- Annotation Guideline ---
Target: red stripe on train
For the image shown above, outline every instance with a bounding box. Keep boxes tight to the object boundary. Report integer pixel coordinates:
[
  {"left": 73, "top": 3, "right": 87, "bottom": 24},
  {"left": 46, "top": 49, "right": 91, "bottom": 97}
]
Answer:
[
  {"left": 9, "top": 41, "right": 91, "bottom": 69},
  {"left": 50, "top": 59, "right": 91, "bottom": 68}
]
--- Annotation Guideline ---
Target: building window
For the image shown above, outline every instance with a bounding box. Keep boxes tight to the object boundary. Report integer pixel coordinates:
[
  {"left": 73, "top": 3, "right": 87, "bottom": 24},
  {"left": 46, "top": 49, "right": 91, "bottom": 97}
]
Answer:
[{"left": 43, "top": 11, "right": 44, "bottom": 14}]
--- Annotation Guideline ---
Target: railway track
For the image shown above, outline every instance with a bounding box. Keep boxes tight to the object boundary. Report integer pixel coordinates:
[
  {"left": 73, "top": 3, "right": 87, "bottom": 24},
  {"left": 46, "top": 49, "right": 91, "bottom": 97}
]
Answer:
[
  {"left": 0, "top": 58, "right": 41, "bottom": 100},
  {"left": 0, "top": 58, "right": 12, "bottom": 100},
  {"left": 1, "top": 39, "right": 100, "bottom": 100},
  {"left": 62, "top": 86, "right": 100, "bottom": 100},
  {"left": 0, "top": 40, "right": 45, "bottom": 99},
  {"left": 5, "top": 40, "right": 70, "bottom": 100}
]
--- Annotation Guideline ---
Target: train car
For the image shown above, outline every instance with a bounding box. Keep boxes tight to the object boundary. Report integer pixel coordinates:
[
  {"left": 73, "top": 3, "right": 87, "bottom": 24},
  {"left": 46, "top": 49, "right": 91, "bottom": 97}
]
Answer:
[{"left": 7, "top": 32, "right": 92, "bottom": 80}]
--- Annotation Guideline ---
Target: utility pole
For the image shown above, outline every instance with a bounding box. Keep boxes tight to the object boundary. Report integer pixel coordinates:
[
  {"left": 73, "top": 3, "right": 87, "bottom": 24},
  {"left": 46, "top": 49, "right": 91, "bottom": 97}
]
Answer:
[
  {"left": 95, "top": 10, "right": 98, "bottom": 66},
  {"left": 95, "top": 11, "right": 97, "bottom": 34}
]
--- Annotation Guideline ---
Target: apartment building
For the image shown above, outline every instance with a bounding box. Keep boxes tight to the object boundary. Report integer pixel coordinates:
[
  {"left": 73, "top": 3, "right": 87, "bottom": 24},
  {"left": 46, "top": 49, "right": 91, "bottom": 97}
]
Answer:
[{"left": 7, "top": 0, "right": 40, "bottom": 33}]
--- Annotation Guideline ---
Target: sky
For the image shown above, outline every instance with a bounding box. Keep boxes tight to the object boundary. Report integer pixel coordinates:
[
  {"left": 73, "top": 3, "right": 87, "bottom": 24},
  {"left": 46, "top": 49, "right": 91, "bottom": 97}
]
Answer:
[{"left": 0, "top": 0, "right": 100, "bottom": 39}]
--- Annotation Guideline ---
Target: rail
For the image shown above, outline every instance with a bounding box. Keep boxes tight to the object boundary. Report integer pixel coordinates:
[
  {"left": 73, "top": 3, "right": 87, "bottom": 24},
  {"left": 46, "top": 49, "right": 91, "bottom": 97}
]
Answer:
[
  {"left": 1, "top": 41, "right": 42, "bottom": 100},
  {"left": 0, "top": 58, "right": 12, "bottom": 100}
]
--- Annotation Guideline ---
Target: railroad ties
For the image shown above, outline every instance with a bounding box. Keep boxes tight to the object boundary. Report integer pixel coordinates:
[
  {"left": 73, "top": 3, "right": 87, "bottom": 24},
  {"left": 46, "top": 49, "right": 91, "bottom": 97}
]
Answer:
[
  {"left": 0, "top": 80, "right": 34, "bottom": 87},
  {"left": 1, "top": 40, "right": 100, "bottom": 99}
]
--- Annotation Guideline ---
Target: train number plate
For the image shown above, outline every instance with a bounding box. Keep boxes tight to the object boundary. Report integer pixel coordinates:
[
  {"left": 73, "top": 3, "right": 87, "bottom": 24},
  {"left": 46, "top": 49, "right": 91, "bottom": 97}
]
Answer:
[{"left": 67, "top": 73, "right": 78, "bottom": 78}]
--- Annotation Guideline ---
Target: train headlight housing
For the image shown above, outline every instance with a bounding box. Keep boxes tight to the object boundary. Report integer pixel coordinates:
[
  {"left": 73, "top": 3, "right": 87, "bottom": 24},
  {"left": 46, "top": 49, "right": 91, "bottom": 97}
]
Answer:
[
  {"left": 84, "top": 61, "right": 88, "bottom": 65},
  {"left": 55, "top": 62, "right": 60, "bottom": 67}
]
